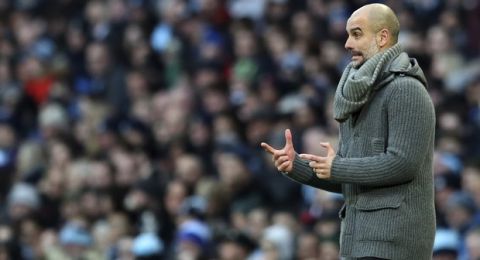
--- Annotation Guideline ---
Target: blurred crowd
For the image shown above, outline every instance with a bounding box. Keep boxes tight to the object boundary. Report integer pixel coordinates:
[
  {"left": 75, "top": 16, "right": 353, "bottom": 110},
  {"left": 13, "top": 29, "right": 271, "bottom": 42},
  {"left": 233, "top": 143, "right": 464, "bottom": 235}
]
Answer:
[{"left": 0, "top": 0, "right": 479, "bottom": 259}]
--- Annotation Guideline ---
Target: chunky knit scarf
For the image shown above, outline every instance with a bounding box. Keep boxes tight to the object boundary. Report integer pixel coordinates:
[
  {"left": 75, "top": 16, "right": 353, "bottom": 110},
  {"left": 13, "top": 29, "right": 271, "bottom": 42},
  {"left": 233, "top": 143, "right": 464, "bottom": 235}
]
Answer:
[{"left": 333, "top": 44, "right": 403, "bottom": 122}]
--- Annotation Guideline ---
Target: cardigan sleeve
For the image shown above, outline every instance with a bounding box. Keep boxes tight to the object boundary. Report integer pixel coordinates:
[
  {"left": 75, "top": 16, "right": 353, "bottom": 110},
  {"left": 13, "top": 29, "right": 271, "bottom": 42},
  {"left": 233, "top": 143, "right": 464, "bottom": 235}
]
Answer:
[
  {"left": 329, "top": 78, "right": 435, "bottom": 187},
  {"left": 283, "top": 154, "right": 342, "bottom": 193}
]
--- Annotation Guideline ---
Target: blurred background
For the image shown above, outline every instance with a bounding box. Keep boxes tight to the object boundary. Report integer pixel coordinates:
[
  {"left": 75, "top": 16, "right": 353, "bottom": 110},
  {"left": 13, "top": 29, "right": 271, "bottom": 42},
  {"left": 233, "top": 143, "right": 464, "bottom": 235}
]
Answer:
[{"left": 0, "top": 0, "right": 478, "bottom": 259}]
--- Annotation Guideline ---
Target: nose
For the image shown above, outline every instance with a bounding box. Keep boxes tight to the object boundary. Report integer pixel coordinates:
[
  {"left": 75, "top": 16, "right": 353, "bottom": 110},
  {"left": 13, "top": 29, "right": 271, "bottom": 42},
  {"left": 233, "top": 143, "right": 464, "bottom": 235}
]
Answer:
[{"left": 344, "top": 36, "right": 353, "bottom": 50}]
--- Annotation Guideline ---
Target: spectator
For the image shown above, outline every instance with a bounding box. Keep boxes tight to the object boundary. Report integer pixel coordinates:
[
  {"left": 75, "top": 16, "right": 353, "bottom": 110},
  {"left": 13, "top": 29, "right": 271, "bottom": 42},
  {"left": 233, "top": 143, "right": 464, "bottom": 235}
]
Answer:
[
  {"left": 216, "top": 230, "right": 257, "bottom": 260},
  {"left": 433, "top": 229, "right": 460, "bottom": 260},
  {"left": 0, "top": 1, "right": 477, "bottom": 259}
]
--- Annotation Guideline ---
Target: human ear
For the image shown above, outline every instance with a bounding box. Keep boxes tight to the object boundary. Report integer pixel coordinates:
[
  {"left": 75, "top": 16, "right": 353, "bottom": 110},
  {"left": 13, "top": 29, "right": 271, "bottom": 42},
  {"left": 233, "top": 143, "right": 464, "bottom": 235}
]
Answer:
[{"left": 377, "top": 28, "right": 389, "bottom": 48}]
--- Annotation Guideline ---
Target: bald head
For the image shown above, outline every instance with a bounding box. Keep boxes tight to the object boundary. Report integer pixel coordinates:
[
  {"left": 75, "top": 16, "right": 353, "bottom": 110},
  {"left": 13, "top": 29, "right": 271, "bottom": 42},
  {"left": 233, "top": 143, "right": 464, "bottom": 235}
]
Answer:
[
  {"left": 351, "top": 4, "right": 400, "bottom": 46},
  {"left": 344, "top": 4, "right": 400, "bottom": 67}
]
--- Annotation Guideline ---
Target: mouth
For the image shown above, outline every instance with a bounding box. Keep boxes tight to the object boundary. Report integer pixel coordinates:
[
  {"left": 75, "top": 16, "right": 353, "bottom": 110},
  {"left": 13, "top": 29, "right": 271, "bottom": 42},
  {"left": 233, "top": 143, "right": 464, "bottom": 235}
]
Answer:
[{"left": 351, "top": 51, "right": 362, "bottom": 59}]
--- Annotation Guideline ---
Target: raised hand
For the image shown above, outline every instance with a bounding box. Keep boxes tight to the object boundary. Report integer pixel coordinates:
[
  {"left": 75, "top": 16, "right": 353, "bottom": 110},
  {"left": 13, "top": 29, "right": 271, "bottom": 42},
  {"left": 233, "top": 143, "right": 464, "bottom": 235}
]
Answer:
[
  {"left": 299, "top": 142, "right": 336, "bottom": 179},
  {"left": 260, "top": 129, "right": 296, "bottom": 173}
]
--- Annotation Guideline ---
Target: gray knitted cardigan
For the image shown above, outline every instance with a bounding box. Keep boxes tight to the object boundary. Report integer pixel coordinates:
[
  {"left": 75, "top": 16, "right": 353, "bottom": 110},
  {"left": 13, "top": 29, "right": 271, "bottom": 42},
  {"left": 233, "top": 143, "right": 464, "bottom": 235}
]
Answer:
[{"left": 286, "top": 44, "right": 436, "bottom": 259}]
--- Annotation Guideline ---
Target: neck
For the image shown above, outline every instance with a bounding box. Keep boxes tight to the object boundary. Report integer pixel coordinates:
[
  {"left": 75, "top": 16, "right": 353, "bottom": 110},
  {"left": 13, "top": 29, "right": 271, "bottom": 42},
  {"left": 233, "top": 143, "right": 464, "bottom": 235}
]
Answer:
[{"left": 380, "top": 42, "right": 395, "bottom": 52}]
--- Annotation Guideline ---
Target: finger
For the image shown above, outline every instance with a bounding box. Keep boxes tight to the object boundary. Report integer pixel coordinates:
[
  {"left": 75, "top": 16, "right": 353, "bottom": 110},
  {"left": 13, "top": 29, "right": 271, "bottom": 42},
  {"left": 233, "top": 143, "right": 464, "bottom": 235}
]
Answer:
[
  {"left": 299, "top": 153, "right": 322, "bottom": 162},
  {"left": 285, "top": 129, "right": 293, "bottom": 148},
  {"left": 278, "top": 160, "right": 291, "bottom": 171},
  {"left": 316, "top": 172, "right": 329, "bottom": 179},
  {"left": 275, "top": 156, "right": 289, "bottom": 168},
  {"left": 261, "top": 142, "right": 277, "bottom": 155},
  {"left": 320, "top": 142, "right": 329, "bottom": 147},
  {"left": 320, "top": 142, "right": 335, "bottom": 156},
  {"left": 308, "top": 162, "right": 328, "bottom": 169},
  {"left": 273, "top": 151, "right": 287, "bottom": 162},
  {"left": 277, "top": 155, "right": 289, "bottom": 164}
]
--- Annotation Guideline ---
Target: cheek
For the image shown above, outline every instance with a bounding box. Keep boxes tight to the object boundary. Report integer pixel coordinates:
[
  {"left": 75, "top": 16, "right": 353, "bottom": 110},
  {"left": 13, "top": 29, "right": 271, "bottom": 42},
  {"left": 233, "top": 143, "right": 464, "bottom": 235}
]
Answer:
[
  {"left": 356, "top": 37, "right": 374, "bottom": 52},
  {"left": 357, "top": 43, "right": 369, "bottom": 54}
]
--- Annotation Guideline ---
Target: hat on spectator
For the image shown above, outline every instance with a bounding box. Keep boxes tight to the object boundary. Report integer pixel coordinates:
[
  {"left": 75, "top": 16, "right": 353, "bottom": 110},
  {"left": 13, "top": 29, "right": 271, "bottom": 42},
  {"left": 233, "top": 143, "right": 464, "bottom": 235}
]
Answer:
[
  {"left": 437, "top": 153, "right": 463, "bottom": 174},
  {"left": 262, "top": 224, "right": 294, "bottom": 260},
  {"left": 433, "top": 229, "right": 460, "bottom": 256},
  {"left": 59, "top": 222, "right": 92, "bottom": 247},
  {"left": 39, "top": 103, "right": 68, "bottom": 129},
  {"left": 7, "top": 182, "right": 40, "bottom": 209},
  {"left": 177, "top": 219, "right": 211, "bottom": 251},
  {"left": 132, "top": 232, "right": 164, "bottom": 257}
]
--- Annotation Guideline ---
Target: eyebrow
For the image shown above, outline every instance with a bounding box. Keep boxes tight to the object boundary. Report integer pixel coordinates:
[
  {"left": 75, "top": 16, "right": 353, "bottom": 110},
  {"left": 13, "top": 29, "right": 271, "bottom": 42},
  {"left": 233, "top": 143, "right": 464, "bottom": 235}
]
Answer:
[{"left": 349, "top": 27, "right": 362, "bottom": 34}]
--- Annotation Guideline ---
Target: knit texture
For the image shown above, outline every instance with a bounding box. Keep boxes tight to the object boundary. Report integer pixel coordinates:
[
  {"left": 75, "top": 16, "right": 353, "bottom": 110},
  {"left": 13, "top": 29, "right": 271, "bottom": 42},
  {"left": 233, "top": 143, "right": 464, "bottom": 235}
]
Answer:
[
  {"left": 285, "top": 47, "right": 436, "bottom": 259},
  {"left": 333, "top": 44, "right": 403, "bottom": 122},
  {"left": 282, "top": 154, "right": 342, "bottom": 193}
]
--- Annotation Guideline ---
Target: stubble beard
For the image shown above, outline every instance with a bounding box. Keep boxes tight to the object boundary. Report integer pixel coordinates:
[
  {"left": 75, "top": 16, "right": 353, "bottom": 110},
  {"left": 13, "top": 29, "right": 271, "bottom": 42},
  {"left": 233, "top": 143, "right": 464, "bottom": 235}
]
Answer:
[{"left": 352, "top": 40, "right": 380, "bottom": 69}]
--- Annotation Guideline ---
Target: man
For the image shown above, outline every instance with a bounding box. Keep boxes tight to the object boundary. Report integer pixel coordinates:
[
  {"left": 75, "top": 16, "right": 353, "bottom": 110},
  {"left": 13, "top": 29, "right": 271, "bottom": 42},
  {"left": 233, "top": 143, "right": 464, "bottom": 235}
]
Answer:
[{"left": 261, "top": 3, "right": 436, "bottom": 260}]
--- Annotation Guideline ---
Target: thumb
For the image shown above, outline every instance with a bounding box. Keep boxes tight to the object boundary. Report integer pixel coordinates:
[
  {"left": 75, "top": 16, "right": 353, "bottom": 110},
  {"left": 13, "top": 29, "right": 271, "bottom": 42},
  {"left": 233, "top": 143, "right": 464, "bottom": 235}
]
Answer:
[
  {"left": 320, "top": 142, "right": 335, "bottom": 156},
  {"left": 285, "top": 129, "right": 293, "bottom": 148}
]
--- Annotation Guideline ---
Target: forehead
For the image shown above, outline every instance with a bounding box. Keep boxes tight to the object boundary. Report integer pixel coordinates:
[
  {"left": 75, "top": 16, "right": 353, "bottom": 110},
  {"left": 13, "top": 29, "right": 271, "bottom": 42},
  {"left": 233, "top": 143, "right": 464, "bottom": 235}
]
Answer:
[{"left": 346, "top": 12, "right": 369, "bottom": 32}]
